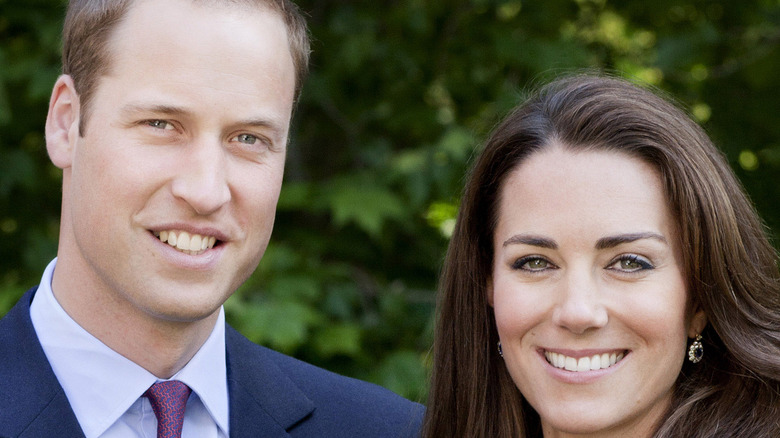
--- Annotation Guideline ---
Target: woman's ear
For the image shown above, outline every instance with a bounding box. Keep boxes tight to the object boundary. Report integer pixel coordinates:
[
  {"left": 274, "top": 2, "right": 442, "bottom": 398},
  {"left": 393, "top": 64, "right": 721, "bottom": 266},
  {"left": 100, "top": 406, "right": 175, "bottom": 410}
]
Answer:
[
  {"left": 45, "top": 75, "right": 81, "bottom": 169},
  {"left": 487, "top": 277, "right": 494, "bottom": 307},
  {"left": 688, "top": 307, "right": 708, "bottom": 338}
]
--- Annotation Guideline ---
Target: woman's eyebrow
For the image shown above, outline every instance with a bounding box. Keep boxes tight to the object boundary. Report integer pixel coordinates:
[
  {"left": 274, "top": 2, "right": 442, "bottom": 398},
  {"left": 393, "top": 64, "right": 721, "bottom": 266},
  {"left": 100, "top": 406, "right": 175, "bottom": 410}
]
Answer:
[
  {"left": 502, "top": 234, "right": 558, "bottom": 249},
  {"left": 501, "top": 232, "right": 667, "bottom": 250},
  {"left": 595, "top": 232, "right": 667, "bottom": 250}
]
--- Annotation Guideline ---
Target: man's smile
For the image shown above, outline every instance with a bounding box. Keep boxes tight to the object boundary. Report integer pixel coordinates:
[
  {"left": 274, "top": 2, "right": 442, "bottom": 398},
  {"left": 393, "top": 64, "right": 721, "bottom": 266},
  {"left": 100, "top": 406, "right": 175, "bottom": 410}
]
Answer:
[{"left": 153, "top": 230, "right": 219, "bottom": 255}]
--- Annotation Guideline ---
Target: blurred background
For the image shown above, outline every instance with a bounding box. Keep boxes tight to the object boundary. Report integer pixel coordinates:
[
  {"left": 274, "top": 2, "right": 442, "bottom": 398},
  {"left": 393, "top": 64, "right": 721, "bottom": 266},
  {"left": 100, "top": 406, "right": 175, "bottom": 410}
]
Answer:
[{"left": 1, "top": 0, "right": 778, "bottom": 403}]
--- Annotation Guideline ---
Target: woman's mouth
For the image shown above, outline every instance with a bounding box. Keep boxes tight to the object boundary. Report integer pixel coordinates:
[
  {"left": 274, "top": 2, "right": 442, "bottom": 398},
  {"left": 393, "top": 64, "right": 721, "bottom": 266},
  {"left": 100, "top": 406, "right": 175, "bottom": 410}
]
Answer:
[{"left": 544, "top": 350, "right": 627, "bottom": 372}]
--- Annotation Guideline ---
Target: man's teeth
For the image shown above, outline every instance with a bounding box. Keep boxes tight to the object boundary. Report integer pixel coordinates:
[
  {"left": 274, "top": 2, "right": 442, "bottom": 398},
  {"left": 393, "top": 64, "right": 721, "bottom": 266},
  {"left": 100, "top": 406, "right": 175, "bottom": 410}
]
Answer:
[
  {"left": 544, "top": 351, "right": 625, "bottom": 372},
  {"left": 156, "top": 230, "right": 217, "bottom": 254}
]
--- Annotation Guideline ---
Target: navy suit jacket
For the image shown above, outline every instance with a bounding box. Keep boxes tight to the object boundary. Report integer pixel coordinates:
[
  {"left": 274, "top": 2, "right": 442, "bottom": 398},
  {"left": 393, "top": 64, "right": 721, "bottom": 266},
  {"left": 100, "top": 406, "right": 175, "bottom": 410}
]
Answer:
[{"left": 0, "top": 288, "right": 424, "bottom": 437}]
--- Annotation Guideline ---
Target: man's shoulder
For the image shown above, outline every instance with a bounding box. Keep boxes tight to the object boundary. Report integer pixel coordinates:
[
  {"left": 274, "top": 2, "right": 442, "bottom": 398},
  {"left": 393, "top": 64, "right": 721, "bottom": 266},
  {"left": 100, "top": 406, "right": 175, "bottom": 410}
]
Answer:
[
  {"left": 256, "top": 338, "right": 422, "bottom": 410},
  {"left": 225, "top": 324, "right": 424, "bottom": 437},
  {"left": 0, "top": 288, "right": 40, "bottom": 381}
]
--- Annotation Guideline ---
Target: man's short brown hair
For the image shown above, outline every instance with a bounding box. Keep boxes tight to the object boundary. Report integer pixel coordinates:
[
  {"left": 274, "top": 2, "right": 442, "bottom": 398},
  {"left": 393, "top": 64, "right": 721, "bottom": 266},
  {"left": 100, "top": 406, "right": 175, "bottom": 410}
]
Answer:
[{"left": 62, "top": 0, "right": 310, "bottom": 134}]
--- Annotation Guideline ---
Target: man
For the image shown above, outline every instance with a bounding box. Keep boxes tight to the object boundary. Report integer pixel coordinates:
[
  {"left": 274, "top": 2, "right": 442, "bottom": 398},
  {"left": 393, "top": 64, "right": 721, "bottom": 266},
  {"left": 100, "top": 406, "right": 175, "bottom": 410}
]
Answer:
[{"left": 0, "top": 0, "right": 423, "bottom": 437}]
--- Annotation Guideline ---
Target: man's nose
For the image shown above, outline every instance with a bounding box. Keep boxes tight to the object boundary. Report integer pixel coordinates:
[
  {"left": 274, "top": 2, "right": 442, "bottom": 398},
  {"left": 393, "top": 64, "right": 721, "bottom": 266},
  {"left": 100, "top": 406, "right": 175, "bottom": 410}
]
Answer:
[
  {"left": 551, "top": 272, "right": 609, "bottom": 334},
  {"left": 170, "top": 139, "right": 231, "bottom": 215}
]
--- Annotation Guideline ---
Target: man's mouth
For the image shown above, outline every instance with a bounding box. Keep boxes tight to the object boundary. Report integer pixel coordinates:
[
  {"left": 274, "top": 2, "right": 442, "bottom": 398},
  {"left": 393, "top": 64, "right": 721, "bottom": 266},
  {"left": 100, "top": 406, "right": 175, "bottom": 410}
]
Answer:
[
  {"left": 544, "top": 350, "right": 626, "bottom": 372},
  {"left": 153, "top": 230, "right": 218, "bottom": 255}
]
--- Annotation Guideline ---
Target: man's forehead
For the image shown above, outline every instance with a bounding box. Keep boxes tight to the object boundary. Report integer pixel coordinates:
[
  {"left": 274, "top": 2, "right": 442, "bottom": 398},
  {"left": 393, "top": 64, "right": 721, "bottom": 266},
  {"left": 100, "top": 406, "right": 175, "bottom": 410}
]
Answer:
[
  {"left": 83, "top": 0, "right": 295, "bottom": 126},
  {"left": 105, "top": 0, "right": 293, "bottom": 75},
  {"left": 124, "top": 0, "right": 277, "bottom": 21}
]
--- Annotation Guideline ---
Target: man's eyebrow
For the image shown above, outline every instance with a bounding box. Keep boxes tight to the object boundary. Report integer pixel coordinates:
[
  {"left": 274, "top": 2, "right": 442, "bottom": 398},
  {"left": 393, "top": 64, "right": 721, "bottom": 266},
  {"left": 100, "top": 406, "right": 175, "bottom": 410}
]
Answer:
[
  {"left": 595, "top": 232, "right": 667, "bottom": 250},
  {"left": 502, "top": 234, "right": 558, "bottom": 249},
  {"left": 120, "top": 103, "right": 189, "bottom": 117},
  {"left": 121, "top": 104, "right": 285, "bottom": 130},
  {"left": 236, "top": 118, "right": 285, "bottom": 133}
]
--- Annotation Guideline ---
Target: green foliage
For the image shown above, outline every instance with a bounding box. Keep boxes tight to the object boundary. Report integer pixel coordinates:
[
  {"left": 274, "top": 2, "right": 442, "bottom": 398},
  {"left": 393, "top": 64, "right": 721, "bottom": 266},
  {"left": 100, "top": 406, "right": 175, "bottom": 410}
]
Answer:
[{"left": 1, "top": 0, "right": 779, "bottom": 403}]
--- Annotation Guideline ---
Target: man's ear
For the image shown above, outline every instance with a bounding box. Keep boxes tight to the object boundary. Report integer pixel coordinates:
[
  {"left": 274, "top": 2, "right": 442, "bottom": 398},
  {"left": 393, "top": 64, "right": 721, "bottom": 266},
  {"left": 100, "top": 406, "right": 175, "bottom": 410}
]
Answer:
[
  {"left": 45, "top": 75, "right": 81, "bottom": 169},
  {"left": 688, "top": 307, "right": 708, "bottom": 338}
]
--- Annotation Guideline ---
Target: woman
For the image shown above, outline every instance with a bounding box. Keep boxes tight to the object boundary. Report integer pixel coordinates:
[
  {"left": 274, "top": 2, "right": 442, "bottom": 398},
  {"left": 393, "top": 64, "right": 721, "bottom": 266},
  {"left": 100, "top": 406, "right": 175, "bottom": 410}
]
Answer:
[{"left": 423, "top": 75, "right": 780, "bottom": 437}]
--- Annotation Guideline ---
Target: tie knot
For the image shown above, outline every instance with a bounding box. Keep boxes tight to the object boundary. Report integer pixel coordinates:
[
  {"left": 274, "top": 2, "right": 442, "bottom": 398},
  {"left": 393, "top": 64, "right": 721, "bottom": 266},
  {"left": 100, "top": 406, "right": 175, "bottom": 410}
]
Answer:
[{"left": 144, "top": 380, "right": 191, "bottom": 438}]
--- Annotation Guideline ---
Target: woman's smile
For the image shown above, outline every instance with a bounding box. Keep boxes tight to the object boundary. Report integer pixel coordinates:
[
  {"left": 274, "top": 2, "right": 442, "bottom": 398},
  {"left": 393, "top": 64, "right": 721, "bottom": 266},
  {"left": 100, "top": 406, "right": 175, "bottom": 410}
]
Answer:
[{"left": 542, "top": 349, "right": 627, "bottom": 372}]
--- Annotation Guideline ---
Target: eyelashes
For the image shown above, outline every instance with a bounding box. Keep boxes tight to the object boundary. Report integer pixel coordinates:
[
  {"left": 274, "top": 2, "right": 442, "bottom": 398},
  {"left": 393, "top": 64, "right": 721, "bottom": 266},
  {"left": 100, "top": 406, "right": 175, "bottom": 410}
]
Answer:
[
  {"left": 510, "top": 254, "right": 655, "bottom": 274},
  {"left": 607, "top": 254, "right": 654, "bottom": 272},
  {"left": 144, "top": 119, "right": 175, "bottom": 130},
  {"left": 137, "top": 119, "right": 275, "bottom": 153},
  {"left": 512, "top": 256, "right": 555, "bottom": 272}
]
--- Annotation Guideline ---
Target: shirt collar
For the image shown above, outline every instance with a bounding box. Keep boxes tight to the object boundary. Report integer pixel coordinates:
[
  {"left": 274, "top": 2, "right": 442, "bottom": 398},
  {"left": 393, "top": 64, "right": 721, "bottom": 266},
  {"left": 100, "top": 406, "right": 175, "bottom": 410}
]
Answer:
[
  {"left": 171, "top": 305, "right": 229, "bottom": 435},
  {"left": 30, "top": 258, "right": 229, "bottom": 437}
]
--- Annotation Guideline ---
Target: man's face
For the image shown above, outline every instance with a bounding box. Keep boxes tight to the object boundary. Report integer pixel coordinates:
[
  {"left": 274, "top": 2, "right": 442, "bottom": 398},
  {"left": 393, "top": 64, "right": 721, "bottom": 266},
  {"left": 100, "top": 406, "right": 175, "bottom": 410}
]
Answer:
[{"left": 57, "top": 0, "right": 295, "bottom": 324}]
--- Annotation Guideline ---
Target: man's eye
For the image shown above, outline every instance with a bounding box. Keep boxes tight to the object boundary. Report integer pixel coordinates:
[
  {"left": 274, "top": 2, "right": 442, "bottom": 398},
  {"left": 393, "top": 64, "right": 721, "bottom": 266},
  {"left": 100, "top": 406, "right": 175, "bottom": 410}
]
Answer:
[
  {"left": 609, "top": 254, "right": 654, "bottom": 272},
  {"left": 232, "top": 134, "right": 260, "bottom": 145},
  {"left": 145, "top": 120, "right": 174, "bottom": 130}
]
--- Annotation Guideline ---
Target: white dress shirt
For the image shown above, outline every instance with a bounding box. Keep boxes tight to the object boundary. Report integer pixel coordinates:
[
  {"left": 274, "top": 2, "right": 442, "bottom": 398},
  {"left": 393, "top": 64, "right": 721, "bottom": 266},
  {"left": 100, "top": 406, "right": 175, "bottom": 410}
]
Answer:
[{"left": 30, "top": 258, "right": 229, "bottom": 438}]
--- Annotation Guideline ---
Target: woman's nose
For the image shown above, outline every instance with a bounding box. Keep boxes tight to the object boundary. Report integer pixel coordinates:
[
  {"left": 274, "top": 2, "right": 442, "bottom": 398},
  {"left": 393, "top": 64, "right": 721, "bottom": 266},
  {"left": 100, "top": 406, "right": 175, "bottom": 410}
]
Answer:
[{"left": 551, "top": 273, "right": 609, "bottom": 334}]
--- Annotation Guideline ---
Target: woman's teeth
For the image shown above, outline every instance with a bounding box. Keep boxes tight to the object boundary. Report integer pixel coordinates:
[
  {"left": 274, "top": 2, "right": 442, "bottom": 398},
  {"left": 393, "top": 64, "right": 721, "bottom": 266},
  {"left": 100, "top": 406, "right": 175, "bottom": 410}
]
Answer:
[{"left": 544, "top": 351, "right": 625, "bottom": 372}]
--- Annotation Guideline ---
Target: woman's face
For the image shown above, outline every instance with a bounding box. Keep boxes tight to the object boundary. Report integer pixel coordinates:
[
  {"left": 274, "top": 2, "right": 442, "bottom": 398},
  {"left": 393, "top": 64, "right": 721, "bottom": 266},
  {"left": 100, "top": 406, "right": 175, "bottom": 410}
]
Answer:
[{"left": 489, "top": 145, "right": 706, "bottom": 437}]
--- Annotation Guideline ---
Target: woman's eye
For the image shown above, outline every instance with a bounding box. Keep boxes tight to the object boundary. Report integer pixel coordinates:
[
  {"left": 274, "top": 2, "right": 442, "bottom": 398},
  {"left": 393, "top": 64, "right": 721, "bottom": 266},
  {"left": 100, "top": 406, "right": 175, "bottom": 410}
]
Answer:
[
  {"left": 232, "top": 133, "right": 260, "bottom": 145},
  {"left": 513, "top": 256, "right": 553, "bottom": 272},
  {"left": 145, "top": 120, "right": 174, "bottom": 130},
  {"left": 609, "top": 255, "right": 654, "bottom": 272}
]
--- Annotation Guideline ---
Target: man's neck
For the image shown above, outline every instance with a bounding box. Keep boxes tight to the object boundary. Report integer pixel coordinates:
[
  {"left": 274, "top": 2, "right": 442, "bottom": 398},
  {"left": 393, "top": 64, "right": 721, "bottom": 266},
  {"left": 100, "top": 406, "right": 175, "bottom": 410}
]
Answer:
[{"left": 50, "top": 260, "right": 218, "bottom": 378}]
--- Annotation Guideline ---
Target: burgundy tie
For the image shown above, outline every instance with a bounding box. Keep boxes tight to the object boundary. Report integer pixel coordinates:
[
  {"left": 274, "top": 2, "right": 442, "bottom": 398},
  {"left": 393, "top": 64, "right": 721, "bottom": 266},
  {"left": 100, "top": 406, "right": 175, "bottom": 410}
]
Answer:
[{"left": 144, "top": 380, "right": 192, "bottom": 438}]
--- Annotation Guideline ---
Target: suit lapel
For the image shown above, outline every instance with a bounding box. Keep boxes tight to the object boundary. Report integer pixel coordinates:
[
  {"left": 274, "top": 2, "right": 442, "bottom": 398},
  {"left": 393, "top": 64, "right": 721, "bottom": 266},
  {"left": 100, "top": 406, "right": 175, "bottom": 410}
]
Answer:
[
  {"left": 0, "top": 288, "right": 85, "bottom": 438},
  {"left": 225, "top": 326, "right": 315, "bottom": 437}
]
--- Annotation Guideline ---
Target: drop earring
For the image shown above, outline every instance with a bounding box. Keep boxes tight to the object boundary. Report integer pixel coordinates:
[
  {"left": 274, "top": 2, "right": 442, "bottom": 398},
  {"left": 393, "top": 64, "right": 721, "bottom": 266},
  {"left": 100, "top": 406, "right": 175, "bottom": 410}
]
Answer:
[
  {"left": 497, "top": 341, "right": 503, "bottom": 358},
  {"left": 688, "top": 334, "right": 704, "bottom": 363}
]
